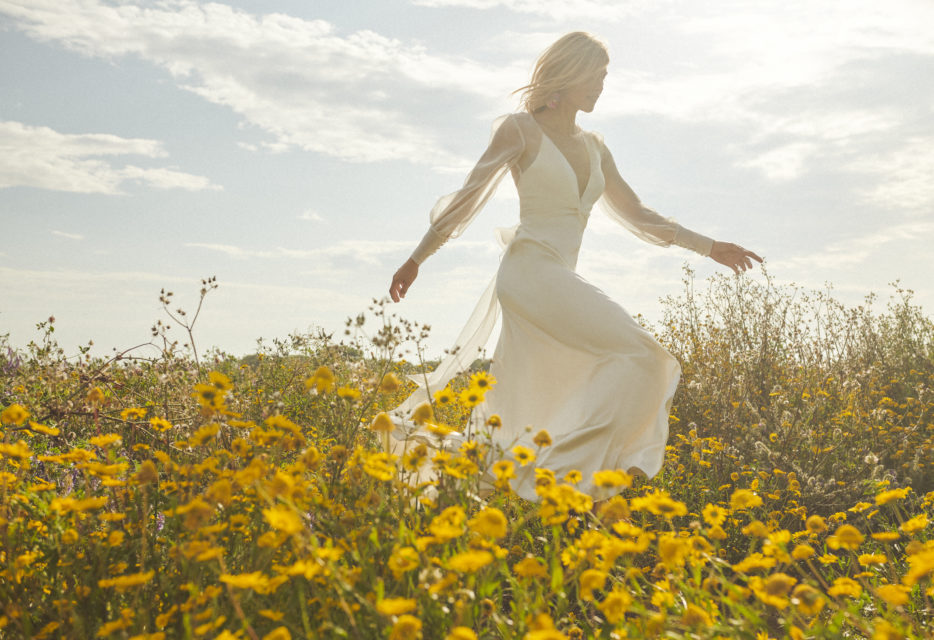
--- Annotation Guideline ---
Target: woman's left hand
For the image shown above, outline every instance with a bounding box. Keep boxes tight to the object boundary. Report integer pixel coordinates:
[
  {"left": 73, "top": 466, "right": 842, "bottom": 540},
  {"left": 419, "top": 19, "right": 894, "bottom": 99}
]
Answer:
[{"left": 710, "top": 241, "right": 763, "bottom": 274}]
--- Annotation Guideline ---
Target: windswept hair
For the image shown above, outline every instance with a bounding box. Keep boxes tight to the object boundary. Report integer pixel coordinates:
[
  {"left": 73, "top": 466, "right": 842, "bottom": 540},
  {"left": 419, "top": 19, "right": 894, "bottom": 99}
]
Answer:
[{"left": 514, "top": 32, "right": 609, "bottom": 113}]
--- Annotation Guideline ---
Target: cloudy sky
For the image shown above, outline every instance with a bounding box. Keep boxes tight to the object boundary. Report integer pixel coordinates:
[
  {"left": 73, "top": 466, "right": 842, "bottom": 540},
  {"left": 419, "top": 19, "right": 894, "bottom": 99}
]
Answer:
[{"left": 2, "top": 0, "right": 932, "bottom": 361}]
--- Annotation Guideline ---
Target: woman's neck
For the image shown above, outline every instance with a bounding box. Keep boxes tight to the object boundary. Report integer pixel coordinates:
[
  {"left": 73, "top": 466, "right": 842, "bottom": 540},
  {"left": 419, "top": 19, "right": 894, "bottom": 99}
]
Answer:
[{"left": 535, "top": 104, "right": 579, "bottom": 137}]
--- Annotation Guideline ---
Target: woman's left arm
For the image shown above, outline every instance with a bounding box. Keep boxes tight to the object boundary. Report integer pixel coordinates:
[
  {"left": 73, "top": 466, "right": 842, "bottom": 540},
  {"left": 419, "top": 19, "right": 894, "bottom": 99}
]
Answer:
[{"left": 596, "top": 136, "right": 762, "bottom": 273}]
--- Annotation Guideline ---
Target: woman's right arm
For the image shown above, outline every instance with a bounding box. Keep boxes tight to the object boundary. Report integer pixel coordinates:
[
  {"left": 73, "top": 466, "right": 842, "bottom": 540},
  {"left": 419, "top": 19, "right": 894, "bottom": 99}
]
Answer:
[{"left": 389, "top": 114, "right": 526, "bottom": 301}]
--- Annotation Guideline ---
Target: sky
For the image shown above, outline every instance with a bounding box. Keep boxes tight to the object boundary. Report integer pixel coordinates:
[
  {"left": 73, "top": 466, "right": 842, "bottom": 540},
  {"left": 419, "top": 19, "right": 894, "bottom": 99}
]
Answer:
[{"left": 1, "top": 0, "right": 932, "bottom": 363}]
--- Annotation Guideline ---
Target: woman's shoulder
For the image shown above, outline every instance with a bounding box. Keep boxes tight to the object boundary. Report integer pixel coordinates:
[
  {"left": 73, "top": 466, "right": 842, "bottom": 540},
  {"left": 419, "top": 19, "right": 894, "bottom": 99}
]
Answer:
[
  {"left": 490, "top": 111, "right": 535, "bottom": 146},
  {"left": 581, "top": 126, "right": 605, "bottom": 145}
]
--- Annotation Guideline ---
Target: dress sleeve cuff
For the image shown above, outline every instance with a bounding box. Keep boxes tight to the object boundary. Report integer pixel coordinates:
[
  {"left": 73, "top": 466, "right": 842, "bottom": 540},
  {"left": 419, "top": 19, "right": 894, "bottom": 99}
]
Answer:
[
  {"left": 673, "top": 226, "right": 715, "bottom": 257},
  {"left": 409, "top": 227, "right": 446, "bottom": 265}
]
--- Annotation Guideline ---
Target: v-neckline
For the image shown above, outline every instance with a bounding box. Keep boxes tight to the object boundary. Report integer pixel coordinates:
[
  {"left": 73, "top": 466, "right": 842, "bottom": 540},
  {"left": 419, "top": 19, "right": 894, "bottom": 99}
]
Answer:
[{"left": 533, "top": 117, "right": 592, "bottom": 200}]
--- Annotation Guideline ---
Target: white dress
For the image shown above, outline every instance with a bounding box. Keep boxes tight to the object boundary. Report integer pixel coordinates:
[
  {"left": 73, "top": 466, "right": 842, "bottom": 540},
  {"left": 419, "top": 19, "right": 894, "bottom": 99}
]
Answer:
[{"left": 386, "top": 112, "right": 713, "bottom": 501}]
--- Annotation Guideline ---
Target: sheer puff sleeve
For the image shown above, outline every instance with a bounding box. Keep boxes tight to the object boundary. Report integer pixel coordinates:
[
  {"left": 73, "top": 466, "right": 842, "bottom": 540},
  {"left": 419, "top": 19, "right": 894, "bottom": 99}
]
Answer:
[
  {"left": 593, "top": 132, "right": 714, "bottom": 257},
  {"left": 409, "top": 114, "right": 526, "bottom": 265}
]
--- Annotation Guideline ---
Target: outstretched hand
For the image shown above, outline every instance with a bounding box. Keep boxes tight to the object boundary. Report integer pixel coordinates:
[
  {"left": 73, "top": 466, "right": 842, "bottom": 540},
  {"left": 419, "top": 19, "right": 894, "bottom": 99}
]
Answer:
[
  {"left": 710, "top": 241, "right": 763, "bottom": 275},
  {"left": 390, "top": 259, "right": 419, "bottom": 302}
]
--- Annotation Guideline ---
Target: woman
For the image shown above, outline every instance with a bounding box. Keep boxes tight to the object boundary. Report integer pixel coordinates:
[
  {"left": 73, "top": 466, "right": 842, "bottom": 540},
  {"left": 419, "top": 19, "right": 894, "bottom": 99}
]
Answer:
[{"left": 387, "top": 32, "right": 761, "bottom": 501}]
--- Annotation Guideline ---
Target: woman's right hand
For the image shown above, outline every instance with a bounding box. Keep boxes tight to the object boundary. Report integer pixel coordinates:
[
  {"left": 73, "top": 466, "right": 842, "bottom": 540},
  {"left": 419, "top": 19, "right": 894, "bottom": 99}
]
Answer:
[{"left": 389, "top": 259, "right": 419, "bottom": 302}]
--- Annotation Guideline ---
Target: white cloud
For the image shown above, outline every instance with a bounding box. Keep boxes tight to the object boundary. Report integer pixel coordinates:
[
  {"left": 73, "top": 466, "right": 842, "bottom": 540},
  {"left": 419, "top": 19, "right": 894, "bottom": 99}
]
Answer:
[
  {"left": 781, "top": 220, "right": 934, "bottom": 272},
  {"left": 0, "top": 0, "right": 526, "bottom": 167},
  {"left": 848, "top": 136, "right": 934, "bottom": 215},
  {"left": 185, "top": 239, "right": 415, "bottom": 265},
  {"left": 0, "top": 120, "right": 219, "bottom": 193},
  {"left": 411, "top": 0, "right": 652, "bottom": 21},
  {"left": 51, "top": 230, "right": 84, "bottom": 240},
  {"left": 298, "top": 210, "right": 326, "bottom": 222}
]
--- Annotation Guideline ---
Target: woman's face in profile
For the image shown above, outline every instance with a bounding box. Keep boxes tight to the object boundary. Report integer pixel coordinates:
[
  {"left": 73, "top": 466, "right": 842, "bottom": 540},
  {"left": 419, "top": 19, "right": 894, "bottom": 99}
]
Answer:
[{"left": 563, "top": 65, "right": 608, "bottom": 113}]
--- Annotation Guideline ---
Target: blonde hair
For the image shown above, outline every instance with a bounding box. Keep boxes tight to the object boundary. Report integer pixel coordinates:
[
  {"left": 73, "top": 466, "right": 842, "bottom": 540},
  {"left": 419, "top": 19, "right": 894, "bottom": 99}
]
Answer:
[{"left": 514, "top": 32, "right": 609, "bottom": 113}]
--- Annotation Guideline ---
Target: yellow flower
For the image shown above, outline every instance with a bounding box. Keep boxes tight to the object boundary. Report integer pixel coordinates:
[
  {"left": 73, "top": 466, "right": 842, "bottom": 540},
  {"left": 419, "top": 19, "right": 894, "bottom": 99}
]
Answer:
[
  {"left": 875, "top": 487, "right": 911, "bottom": 506},
  {"left": 593, "top": 469, "right": 633, "bottom": 489},
  {"left": 458, "top": 387, "right": 485, "bottom": 408},
  {"left": 900, "top": 513, "right": 928, "bottom": 534},
  {"left": 120, "top": 407, "right": 147, "bottom": 421},
  {"left": 804, "top": 515, "right": 827, "bottom": 534},
  {"left": 379, "top": 372, "right": 403, "bottom": 393},
  {"left": 534, "top": 467, "right": 556, "bottom": 489},
  {"left": 262, "top": 505, "right": 303, "bottom": 535},
  {"left": 631, "top": 489, "right": 687, "bottom": 519},
  {"left": 410, "top": 402, "right": 434, "bottom": 426},
  {"left": 469, "top": 370, "right": 496, "bottom": 390},
  {"left": 682, "top": 603, "right": 714, "bottom": 627},
  {"left": 742, "top": 520, "right": 770, "bottom": 538},
  {"left": 189, "top": 423, "right": 219, "bottom": 446},
  {"left": 532, "top": 429, "right": 553, "bottom": 447},
  {"left": 564, "top": 469, "right": 582, "bottom": 484},
  {"left": 220, "top": 572, "right": 277, "bottom": 593},
  {"left": 377, "top": 597, "right": 417, "bottom": 616},
  {"left": 872, "top": 619, "right": 904, "bottom": 640},
  {"left": 874, "top": 584, "right": 910, "bottom": 606},
  {"left": 389, "top": 614, "right": 422, "bottom": 640},
  {"left": 433, "top": 388, "right": 455, "bottom": 405},
  {"left": 149, "top": 417, "right": 173, "bottom": 432},
  {"left": 657, "top": 534, "right": 691, "bottom": 568},
  {"left": 1, "top": 404, "right": 29, "bottom": 425},
  {"left": 370, "top": 412, "right": 395, "bottom": 433},
  {"left": 523, "top": 613, "right": 566, "bottom": 640},
  {"left": 446, "top": 627, "right": 477, "bottom": 640},
  {"left": 827, "top": 576, "right": 862, "bottom": 598},
  {"left": 362, "top": 452, "right": 396, "bottom": 482},
  {"left": 426, "top": 421, "right": 455, "bottom": 436},
  {"left": 448, "top": 550, "right": 494, "bottom": 573},
  {"left": 791, "top": 544, "right": 815, "bottom": 560},
  {"left": 304, "top": 365, "right": 335, "bottom": 393},
  {"left": 512, "top": 445, "right": 535, "bottom": 466},
  {"left": 206, "top": 370, "right": 233, "bottom": 391},
  {"left": 388, "top": 547, "right": 420, "bottom": 578},
  {"left": 258, "top": 610, "right": 285, "bottom": 621},
  {"left": 89, "top": 433, "right": 122, "bottom": 448},
  {"left": 468, "top": 507, "right": 508, "bottom": 539},
  {"left": 849, "top": 501, "right": 873, "bottom": 513},
  {"left": 443, "top": 456, "right": 479, "bottom": 479},
  {"left": 598, "top": 586, "right": 631, "bottom": 625},
  {"left": 337, "top": 386, "right": 361, "bottom": 401},
  {"left": 98, "top": 570, "right": 155, "bottom": 591},
  {"left": 429, "top": 506, "right": 466, "bottom": 541},
  {"left": 791, "top": 583, "right": 826, "bottom": 616},
  {"left": 749, "top": 572, "right": 796, "bottom": 609},
  {"left": 0, "top": 440, "right": 32, "bottom": 460},
  {"left": 858, "top": 553, "right": 887, "bottom": 567},
  {"left": 730, "top": 489, "right": 763, "bottom": 511},
  {"left": 261, "top": 628, "right": 291, "bottom": 640},
  {"left": 903, "top": 547, "right": 934, "bottom": 587},
  {"left": 513, "top": 556, "right": 547, "bottom": 579},
  {"left": 486, "top": 414, "right": 502, "bottom": 429},
  {"left": 493, "top": 460, "right": 515, "bottom": 481},
  {"left": 26, "top": 421, "right": 60, "bottom": 436},
  {"left": 86, "top": 387, "right": 105, "bottom": 404},
  {"left": 702, "top": 503, "right": 728, "bottom": 526},
  {"left": 731, "top": 552, "right": 777, "bottom": 573},
  {"left": 827, "top": 524, "right": 865, "bottom": 550},
  {"left": 579, "top": 569, "right": 607, "bottom": 601}
]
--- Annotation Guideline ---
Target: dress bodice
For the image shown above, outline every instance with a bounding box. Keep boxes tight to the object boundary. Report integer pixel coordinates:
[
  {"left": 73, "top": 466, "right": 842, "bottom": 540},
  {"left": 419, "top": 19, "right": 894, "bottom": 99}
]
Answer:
[{"left": 513, "top": 124, "right": 606, "bottom": 269}]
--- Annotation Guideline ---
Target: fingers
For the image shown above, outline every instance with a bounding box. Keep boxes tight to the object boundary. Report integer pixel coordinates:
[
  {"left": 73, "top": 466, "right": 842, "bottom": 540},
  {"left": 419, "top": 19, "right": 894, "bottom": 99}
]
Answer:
[{"left": 389, "top": 276, "right": 409, "bottom": 303}]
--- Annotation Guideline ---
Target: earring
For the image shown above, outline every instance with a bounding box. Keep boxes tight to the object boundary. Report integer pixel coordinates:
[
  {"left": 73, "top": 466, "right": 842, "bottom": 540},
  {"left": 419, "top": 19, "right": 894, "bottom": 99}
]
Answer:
[{"left": 547, "top": 92, "right": 561, "bottom": 109}]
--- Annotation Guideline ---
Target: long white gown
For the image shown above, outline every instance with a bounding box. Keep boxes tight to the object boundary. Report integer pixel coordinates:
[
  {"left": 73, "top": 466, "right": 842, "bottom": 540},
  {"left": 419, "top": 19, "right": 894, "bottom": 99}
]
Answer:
[{"left": 386, "top": 112, "right": 713, "bottom": 501}]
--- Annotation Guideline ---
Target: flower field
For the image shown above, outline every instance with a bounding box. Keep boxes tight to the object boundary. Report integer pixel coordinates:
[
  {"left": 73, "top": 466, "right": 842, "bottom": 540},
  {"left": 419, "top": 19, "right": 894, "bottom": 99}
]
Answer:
[{"left": 1, "top": 267, "right": 932, "bottom": 639}]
